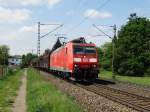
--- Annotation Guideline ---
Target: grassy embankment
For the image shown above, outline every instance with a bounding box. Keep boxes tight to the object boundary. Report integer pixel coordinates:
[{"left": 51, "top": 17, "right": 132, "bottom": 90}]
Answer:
[
  {"left": 100, "top": 70, "right": 150, "bottom": 86},
  {"left": 27, "top": 68, "right": 81, "bottom": 112},
  {"left": 0, "top": 70, "right": 22, "bottom": 112}
]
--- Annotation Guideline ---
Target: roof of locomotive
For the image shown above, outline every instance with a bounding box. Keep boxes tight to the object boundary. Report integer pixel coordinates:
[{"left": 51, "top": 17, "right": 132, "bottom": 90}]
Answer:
[
  {"left": 70, "top": 37, "right": 86, "bottom": 43},
  {"left": 70, "top": 42, "right": 95, "bottom": 46},
  {"left": 68, "top": 37, "right": 96, "bottom": 46},
  {"left": 51, "top": 37, "right": 96, "bottom": 54}
]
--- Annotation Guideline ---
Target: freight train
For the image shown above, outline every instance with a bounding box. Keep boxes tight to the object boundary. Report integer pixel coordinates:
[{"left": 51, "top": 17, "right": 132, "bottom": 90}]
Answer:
[{"left": 33, "top": 37, "right": 99, "bottom": 81}]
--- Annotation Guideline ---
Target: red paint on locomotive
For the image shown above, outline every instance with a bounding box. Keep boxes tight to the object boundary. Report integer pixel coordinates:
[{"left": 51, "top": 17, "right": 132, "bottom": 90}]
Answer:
[{"left": 50, "top": 40, "right": 99, "bottom": 81}]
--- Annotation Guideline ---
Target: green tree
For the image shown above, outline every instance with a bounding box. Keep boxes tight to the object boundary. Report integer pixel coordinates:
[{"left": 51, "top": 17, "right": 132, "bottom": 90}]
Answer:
[
  {"left": 98, "top": 42, "right": 112, "bottom": 71},
  {"left": 0, "top": 45, "right": 9, "bottom": 65},
  {"left": 115, "top": 13, "right": 150, "bottom": 76},
  {"left": 21, "top": 53, "right": 37, "bottom": 67}
]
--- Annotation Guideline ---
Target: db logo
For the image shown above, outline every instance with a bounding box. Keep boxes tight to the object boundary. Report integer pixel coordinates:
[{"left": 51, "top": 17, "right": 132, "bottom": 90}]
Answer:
[{"left": 83, "top": 58, "right": 88, "bottom": 62}]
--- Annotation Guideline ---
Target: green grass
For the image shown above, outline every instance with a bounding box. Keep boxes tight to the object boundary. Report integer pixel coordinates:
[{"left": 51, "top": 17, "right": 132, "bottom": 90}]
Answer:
[
  {"left": 27, "top": 68, "right": 81, "bottom": 112},
  {"left": 0, "top": 70, "right": 22, "bottom": 112},
  {"left": 100, "top": 70, "right": 150, "bottom": 86}
]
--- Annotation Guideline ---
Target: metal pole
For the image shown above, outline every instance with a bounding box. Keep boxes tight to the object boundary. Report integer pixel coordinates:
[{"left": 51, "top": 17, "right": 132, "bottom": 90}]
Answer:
[
  {"left": 93, "top": 24, "right": 117, "bottom": 80},
  {"left": 112, "top": 24, "right": 116, "bottom": 79},
  {"left": 3, "top": 51, "right": 5, "bottom": 77},
  {"left": 37, "top": 22, "right": 40, "bottom": 57},
  {"left": 2, "top": 50, "right": 6, "bottom": 77},
  {"left": 112, "top": 38, "right": 115, "bottom": 79},
  {"left": 37, "top": 22, "right": 63, "bottom": 57},
  {"left": 32, "top": 49, "right": 33, "bottom": 54}
]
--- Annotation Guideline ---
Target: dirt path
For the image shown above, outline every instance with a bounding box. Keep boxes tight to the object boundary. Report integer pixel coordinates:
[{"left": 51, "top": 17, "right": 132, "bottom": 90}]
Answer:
[{"left": 12, "top": 69, "right": 27, "bottom": 112}]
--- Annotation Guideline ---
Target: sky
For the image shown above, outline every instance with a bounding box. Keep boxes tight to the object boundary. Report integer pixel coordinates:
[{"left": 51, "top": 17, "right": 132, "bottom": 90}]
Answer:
[{"left": 0, "top": 0, "right": 149, "bottom": 55}]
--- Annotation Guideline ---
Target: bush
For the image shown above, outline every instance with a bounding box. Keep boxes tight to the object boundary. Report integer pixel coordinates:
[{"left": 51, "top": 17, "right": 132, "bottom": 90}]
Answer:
[
  {"left": 8, "top": 68, "right": 14, "bottom": 75},
  {"left": 101, "top": 60, "right": 112, "bottom": 71},
  {"left": 145, "top": 67, "right": 150, "bottom": 76},
  {"left": 117, "top": 68, "right": 125, "bottom": 74}
]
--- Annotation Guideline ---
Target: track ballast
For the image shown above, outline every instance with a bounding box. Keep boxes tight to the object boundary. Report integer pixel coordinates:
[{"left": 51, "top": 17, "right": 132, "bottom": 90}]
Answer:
[
  {"left": 74, "top": 81, "right": 150, "bottom": 112},
  {"left": 40, "top": 69, "right": 150, "bottom": 112}
]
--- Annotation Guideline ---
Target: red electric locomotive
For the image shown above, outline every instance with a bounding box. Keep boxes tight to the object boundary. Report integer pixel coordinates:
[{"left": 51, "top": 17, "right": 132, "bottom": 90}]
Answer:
[{"left": 50, "top": 37, "right": 99, "bottom": 81}]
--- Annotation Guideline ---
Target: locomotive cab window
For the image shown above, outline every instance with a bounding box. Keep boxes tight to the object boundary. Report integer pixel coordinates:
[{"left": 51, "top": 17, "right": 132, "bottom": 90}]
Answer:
[
  {"left": 85, "top": 47, "right": 96, "bottom": 54},
  {"left": 74, "top": 46, "right": 96, "bottom": 54},
  {"left": 74, "top": 47, "right": 84, "bottom": 54}
]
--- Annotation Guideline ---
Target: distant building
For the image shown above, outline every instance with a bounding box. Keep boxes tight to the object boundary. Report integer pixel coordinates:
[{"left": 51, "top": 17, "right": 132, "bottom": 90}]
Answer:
[{"left": 8, "top": 55, "right": 22, "bottom": 66}]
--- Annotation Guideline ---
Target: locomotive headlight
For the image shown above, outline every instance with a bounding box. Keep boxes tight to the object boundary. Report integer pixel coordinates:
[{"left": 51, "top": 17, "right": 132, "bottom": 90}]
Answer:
[
  {"left": 89, "top": 58, "right": 97, "bottom": 62},
  {"left": 92, "top": 64, "right": 97, "bottom": 67},
  {"left": 74, "top": 64, "right": 77, "bottom": 67},
  {"left": 74, "top": 58, "right": 81, "bottom": 62},
  {"left": 74, "top": 64, "right": 79, "bottom": 68}
]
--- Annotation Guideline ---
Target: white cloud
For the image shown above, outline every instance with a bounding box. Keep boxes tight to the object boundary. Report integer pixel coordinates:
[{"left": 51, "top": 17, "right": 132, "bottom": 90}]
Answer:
[
  {"left": 19, "top": 26, "right": 36, "bottom": 33},
  {"left": 0, "top": 0, "right": 42, "bottom": 6},
  {"left": 19, "top": 22, "right": 62, "bottom": 33},
  {"left": 84, "top": 9, "right": 112, "bottom": 19},
  {"left": 48, "top": 0, "right": 61, "bottom": 8},
  {"left": 0, "top": 0, "right": 61, "bottom": 7},
  {"left": 0, "top": 26, "right": 37, "bottom": 55},
  {"left": 20, "top": 0, "right": 42, "bottom": 6},
  {"left": 0, "top": 6, "right": 31, "bottom": 23}
]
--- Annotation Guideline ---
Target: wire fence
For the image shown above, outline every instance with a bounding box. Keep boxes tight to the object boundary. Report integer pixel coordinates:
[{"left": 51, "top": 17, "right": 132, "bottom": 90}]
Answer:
[{"left": 0, "top": 65, "right": 8, "bottom": 79}]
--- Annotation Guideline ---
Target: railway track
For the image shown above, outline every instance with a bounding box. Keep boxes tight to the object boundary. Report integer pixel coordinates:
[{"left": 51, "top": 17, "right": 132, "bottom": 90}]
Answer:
[
  {"left": 74, "top": 82, "right": 150, "bottom": 112},
  {"left": 41, "top": 70, "right": 150, "bottom": 112}
]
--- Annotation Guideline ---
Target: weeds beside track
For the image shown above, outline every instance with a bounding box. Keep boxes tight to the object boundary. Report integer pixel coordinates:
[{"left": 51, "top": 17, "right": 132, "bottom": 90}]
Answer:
[
  {"left": 27, "top": 68, "right": 81, "bottom": 112},
  {"left": 0, "top": 70, "right": 22, "bottom": 112}
]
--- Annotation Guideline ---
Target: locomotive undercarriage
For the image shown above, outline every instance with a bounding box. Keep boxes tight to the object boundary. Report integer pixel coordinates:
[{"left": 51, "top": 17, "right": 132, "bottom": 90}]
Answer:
[
  {"left": 36, "top": 66, "right": 99, "bottom": 82},
  {"left": 73, "top": 67, "right": 99, "bottom": 81}
]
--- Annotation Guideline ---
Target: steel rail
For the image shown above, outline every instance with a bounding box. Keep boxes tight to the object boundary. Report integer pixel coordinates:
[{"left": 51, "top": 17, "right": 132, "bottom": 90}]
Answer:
[
  {"left": 75, "top": 83, "right": 150, "bottom": 112},
  {"left": 40, "top": 70, "right": 150, "bottom": 112}
]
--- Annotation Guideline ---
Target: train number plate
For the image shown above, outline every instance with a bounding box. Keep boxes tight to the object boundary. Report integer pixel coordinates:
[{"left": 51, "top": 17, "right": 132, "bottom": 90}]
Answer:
[{"left": 83, "top": 58, "right": 88, "bottom": 62}]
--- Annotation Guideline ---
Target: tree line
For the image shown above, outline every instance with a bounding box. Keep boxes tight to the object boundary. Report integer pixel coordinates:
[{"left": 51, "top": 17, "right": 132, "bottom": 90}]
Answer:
[
  {"left": 21, "top": 53, "right": 38, "bottom": 68},
  {"left": 0, "top": 45, "right": 37, "bottom": 68},
  {"left": 98, "top": 13, "right": 150, "bottom": 76}
]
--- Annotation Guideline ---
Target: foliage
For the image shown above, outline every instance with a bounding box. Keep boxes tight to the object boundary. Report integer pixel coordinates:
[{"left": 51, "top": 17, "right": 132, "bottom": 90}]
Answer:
[
  {"left": 0, "top": 45, "right": 9, "bottom": 65},
  {"left": 98, "top": 42, "right": 112, "bottom": 71},
  {"left": 27, "top": 68, "right": 81, "bottom": 112},
  {"left": 21, "top": 53, "right": 38, "bottom": 67},
  {"left": 0, "top": 70, "right": 22, "bottom": 112},
  {"left": 115, "top": 13, "right": 150, "bottom": 76},
  {"left": 100, "top": 70, "right": 150, "bottom": 86},
  {"left": 98, "top": 13, "right": 150, "bottom": 76}
]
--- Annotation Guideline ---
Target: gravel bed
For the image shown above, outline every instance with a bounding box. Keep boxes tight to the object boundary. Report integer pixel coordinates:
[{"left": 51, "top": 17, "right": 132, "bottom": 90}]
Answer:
[
  {"left": 101, "top": 79, "right": 150, "bottom": 98},
  {"left": 41, "top": 71, "right": 137, "bottom": 112}
]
